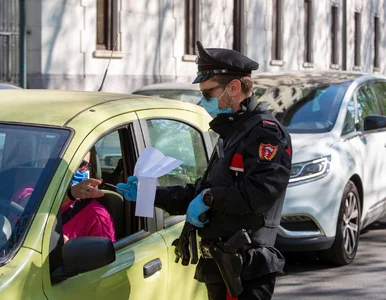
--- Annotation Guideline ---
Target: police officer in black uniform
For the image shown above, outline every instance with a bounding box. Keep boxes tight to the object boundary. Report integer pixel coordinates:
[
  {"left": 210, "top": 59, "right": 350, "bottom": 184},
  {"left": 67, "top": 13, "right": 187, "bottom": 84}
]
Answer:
[{"left": 118, "top": 41, "right": 292, "bottom": 300}]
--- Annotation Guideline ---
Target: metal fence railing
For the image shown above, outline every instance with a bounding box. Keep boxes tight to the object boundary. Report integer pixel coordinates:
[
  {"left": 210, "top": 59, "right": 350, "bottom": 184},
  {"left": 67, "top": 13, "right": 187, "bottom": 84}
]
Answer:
[{"left": 0, "top": 0, "right": 20, "bottom": 85}]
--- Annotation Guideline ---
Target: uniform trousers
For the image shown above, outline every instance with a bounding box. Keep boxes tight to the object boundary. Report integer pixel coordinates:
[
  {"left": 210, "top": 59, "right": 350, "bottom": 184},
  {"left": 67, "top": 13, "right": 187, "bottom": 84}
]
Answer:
[{"left": 205, "top": 272, "right": 277, "bottom": 300}]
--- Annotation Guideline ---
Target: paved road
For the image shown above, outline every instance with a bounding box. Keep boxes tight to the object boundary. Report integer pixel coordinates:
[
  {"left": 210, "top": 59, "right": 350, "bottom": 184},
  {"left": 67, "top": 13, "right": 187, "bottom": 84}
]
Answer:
[{"left": 273, "top": 217, "right": 386, "bottom": 300}]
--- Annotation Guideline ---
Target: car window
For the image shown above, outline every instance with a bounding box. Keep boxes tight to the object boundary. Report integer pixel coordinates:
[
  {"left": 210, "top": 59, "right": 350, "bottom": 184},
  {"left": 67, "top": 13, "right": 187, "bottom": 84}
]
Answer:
[
  {"left": 94, "top": 128, "right": 145, "bottom": 239},
  {"left": 373, "top": 82, "right": 386, "bottom": 115},
  {"left": 146, "top": 119, "right": 207, "bottom": 186},
  {"left": 0, "top": 124, "right": 69, "bottom": 262},
  {"left": 342, "top": 99, "right": 356, "bottom": 135},
  {"left": 356, "top": 83, "right": 382, "bottom": 130}
]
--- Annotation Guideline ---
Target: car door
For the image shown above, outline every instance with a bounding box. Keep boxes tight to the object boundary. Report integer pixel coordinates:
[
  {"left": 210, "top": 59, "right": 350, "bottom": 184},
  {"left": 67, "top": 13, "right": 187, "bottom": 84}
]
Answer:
[
  {"left": 42, "top": 113, "right": 169, "bottom": 300},
  {"left": 354, "top": 82, "right": 386, "bottom": 223},
  {"left": 136, "top": 108, "right": 213, "bottom": 300}
]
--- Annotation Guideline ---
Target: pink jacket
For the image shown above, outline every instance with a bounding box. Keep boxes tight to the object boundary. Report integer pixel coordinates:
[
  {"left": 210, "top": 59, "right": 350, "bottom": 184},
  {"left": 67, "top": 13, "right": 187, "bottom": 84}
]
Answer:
[{"left": 61, "top": 200, "right": 116, "bottom": 242}]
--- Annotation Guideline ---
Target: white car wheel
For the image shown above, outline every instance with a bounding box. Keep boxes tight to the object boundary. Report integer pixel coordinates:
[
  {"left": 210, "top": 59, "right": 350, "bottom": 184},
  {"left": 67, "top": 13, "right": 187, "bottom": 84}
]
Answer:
[{"left": 321, "top": 180, "right": 361, "bottom": 265}]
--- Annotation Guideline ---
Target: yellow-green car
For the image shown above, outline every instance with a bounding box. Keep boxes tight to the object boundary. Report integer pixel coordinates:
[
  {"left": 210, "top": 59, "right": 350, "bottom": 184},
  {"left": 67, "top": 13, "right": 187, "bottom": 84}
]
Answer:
[{"left": 0, "top": 90, "right": 214, "bottom": 300}]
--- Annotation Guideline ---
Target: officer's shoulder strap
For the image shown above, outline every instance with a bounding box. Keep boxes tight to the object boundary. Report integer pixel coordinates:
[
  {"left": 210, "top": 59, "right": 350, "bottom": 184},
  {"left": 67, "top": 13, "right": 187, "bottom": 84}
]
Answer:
[{"left": 225, "top": 113, "right": 268, "bottom": 150}]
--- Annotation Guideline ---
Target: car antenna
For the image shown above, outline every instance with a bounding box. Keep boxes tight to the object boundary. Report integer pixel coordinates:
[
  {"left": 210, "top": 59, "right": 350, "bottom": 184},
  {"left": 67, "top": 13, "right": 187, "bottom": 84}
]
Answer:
[{"left": 98, "top": 34, "right": 119, "bottom": 92}]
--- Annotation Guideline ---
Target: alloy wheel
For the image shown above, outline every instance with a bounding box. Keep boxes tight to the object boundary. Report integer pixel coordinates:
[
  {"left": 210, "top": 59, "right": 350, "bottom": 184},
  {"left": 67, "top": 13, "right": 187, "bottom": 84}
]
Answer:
[{"left": 342, "top": 191, "right": 359, "bottom": 255}]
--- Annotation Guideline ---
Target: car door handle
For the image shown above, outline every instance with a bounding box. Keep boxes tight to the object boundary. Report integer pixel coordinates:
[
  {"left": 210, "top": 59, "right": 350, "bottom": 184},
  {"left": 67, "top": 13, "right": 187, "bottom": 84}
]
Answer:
[{"left": 143, "top": 258, "right": 162, "bottom": 278}]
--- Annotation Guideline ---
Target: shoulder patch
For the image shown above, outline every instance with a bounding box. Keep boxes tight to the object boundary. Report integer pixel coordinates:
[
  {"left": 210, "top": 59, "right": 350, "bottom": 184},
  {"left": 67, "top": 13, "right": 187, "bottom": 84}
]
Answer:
[{"left": 259, "top": 143, "right": 278, "bottom": 160}]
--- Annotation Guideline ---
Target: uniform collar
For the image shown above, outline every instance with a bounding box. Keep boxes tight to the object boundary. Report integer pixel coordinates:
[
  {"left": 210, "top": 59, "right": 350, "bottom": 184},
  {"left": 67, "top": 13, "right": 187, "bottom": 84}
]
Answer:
[{"left": 209, "top": 96, "right": 266, "bottom": 138}]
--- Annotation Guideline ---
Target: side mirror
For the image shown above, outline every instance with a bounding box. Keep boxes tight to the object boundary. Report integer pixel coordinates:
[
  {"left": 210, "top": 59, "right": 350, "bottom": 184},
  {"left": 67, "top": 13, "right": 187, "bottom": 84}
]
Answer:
[
  {"left": 364, "top": 114, "right": 386, "bottom": 131},
  {"left": 51, "top": 236, "right": 115, "bottom": 284}
]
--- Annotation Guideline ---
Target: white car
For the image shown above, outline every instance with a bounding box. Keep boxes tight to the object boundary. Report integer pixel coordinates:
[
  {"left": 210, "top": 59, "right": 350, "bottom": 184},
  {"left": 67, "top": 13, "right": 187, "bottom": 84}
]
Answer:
[
  {"left": 132, "top": 82, "right": 201, "bottom": 105},
  {"left": 256, "top": 71, "right": 386, "bottom": 265}
]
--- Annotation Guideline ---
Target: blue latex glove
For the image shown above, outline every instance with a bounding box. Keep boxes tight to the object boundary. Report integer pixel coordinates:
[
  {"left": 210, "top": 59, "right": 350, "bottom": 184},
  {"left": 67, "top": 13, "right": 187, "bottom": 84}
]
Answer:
[
  {"left": 186, "top": 191, "right": 210, "bottom": 228},
  {"left": 117, "top": 176, "right": 138, "bottom": 201}
]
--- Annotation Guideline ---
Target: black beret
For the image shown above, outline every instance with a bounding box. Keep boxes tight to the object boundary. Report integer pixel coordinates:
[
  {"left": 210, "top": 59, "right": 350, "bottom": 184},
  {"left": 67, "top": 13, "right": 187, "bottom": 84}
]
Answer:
[{"left": 193, "top": 41, "right": 259, "bottom": 84}]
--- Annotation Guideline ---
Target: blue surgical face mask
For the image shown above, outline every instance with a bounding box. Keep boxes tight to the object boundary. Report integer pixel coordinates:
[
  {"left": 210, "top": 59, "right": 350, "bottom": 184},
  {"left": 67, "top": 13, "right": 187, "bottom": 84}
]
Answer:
[
  {"left": 71, "top": 170, "right": 89, "bottom": 185},
  {"left": 200, "top": 96, "right": 232, "bottom": 118}
]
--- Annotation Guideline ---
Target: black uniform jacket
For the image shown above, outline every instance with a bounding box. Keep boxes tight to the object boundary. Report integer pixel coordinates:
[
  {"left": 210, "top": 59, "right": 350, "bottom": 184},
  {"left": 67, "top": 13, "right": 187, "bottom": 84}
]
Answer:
[{"left": 155, "top": 96, "right": 292, "bottom": 282}]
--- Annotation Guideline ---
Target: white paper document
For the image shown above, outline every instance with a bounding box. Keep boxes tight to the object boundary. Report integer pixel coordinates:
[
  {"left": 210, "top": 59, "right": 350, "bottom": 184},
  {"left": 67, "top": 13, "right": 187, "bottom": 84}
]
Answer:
[{"left": 133, "top": 147, "right": 183, "bottom": 217}]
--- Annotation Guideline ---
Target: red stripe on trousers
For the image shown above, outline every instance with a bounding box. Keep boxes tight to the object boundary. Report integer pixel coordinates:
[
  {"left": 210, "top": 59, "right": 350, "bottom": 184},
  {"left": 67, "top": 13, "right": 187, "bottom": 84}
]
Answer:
[{"left": 226, "top": 289, "right": 238, "bottom": 300}]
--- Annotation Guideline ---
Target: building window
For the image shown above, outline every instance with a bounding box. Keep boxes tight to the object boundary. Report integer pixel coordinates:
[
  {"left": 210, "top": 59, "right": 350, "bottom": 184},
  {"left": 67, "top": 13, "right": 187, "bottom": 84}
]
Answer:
[
  {"left": 374, "top": 16, "right": 380, "bottom": 69},
  {"left": 354, "top": 12, "right": 361, "bottom": 67},
  {"left": 96, "top": 0, "right": 118, "bottom": 50},
  {"left": 185, "top": 0, "right": 200, "bottom": 55},
  {"left": 304, "top": 0, "right": 313, "bottom": 63},
  {"left": 272, "top": 0, "right": 283, "bottom": 61},
  {"left": 233, "top": 0, "right": 245, "bottom": 53},
  {"left": 331, "top": 5, "right": 339, "bottom": 65}
]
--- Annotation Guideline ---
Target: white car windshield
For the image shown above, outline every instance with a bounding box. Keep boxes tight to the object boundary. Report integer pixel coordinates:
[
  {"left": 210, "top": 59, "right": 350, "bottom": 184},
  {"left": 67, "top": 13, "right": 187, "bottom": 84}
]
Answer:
[{"left": 259, "top": 82, "right": 350, "bottom": 133}]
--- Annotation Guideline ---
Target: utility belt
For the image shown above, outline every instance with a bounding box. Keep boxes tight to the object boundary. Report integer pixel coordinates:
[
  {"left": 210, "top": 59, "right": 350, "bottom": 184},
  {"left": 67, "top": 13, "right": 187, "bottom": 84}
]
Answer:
[
  {"left": 199, "top": 241, "right": 253, "bottom": 259},
  {"left": 199, "top": 229, "right": 252, "bottom": 297}
]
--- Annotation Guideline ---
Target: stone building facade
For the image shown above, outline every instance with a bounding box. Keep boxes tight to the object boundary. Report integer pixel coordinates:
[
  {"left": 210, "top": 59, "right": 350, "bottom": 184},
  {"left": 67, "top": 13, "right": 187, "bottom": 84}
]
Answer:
[{"left": 23, "top": 0, "right": 386, "bottom": 92}]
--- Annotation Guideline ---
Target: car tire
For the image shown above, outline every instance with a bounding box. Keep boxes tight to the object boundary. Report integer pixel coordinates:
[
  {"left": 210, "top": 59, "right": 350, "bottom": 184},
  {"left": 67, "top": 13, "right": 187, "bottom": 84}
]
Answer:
[{"left": 320, "top": 180, "right": 361, "bottom": 266}]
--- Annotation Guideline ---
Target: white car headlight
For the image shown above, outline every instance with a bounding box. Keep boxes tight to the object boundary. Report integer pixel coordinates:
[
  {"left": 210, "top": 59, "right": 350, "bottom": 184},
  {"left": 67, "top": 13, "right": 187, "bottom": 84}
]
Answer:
[{"left": 289, "top": 156, "right": 331, "bottom": 184}]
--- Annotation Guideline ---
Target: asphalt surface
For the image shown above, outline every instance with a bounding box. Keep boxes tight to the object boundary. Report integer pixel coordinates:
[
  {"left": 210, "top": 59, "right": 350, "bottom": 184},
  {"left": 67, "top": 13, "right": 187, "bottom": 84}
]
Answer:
[{"left": 273, "top": 217, "right": 386, "bottom": 300}]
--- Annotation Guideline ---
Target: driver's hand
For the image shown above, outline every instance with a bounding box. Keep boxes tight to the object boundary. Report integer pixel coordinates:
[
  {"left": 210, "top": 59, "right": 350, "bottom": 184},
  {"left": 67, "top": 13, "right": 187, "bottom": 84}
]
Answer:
[{"left": 71, "top": 178, "right": 104, "bottom": 199}]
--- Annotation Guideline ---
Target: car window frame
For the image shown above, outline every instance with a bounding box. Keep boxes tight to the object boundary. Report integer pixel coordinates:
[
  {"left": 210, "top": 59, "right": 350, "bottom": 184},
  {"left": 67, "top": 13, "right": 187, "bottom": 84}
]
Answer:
[
  {"left": 43, "top": 115, "right": 157, "bottom": 273},
  {"left": 90, "top": 120, "right": 160, "bottom": 250}
]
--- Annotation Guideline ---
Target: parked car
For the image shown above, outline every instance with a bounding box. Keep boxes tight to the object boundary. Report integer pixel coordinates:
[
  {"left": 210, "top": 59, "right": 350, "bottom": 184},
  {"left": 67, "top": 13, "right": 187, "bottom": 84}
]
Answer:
[
  {"left": 133, "top": 82, "right": 201, "bottom": 105},
  {"left": 254, "top": 71, "right": 386, "bottom": 265},
  {"left": 0, "top": 89, "right": 213, "bottom": 299},
  {"left": 0, "top": 80, "right": 21, "bottom": 89}
]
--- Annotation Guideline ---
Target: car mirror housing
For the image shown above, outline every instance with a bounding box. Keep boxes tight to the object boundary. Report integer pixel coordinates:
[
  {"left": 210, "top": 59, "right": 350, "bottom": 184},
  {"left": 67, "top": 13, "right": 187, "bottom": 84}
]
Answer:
[
  {"left": 364, "top": 114, "right": 386, "bottom": 131},
  {"left": 51, "top": 236, "right": 115, "bottom": 284}
]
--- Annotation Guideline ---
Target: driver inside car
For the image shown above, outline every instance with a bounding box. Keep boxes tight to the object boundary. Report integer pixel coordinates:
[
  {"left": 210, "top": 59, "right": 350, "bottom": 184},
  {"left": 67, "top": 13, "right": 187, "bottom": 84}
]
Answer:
[{"left": 10, "top": 148, "right": 116, "bottom": 243}]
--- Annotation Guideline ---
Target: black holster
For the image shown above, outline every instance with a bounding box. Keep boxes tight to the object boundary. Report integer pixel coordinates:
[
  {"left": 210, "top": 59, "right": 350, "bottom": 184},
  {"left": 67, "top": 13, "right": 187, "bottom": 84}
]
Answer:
[{"left": 208, "top": 229, "right": 251, "bottom": 297}]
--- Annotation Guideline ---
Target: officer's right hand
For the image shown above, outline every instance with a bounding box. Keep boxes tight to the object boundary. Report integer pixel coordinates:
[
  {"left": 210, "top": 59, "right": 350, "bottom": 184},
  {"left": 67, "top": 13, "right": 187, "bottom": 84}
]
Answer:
[
  {"left": 186, "top": 191, "right": 210, "bottom": 228},
  {"left": 117, "top": 176, "right": 138, "bottom": 201}
]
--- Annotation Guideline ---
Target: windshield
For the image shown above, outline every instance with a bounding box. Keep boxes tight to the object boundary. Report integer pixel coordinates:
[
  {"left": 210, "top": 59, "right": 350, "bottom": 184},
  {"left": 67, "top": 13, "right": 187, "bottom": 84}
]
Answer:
[
  {"left": 0, "top": 124, "right": 70, "bottom": 262},
  {"left": 257, "top": 82, "right": 350, "bottom": 133},
  {"left": 135, "top": 90, "right": 202, "bottom": 105}
]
